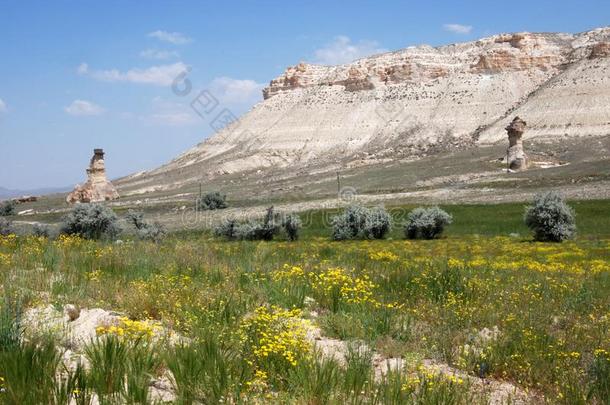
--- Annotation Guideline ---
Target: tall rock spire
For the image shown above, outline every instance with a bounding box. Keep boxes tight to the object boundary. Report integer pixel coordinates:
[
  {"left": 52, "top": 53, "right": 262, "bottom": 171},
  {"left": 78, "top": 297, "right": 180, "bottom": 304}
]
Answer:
[
  {"left": 67, "top": 149, "right": 119, "bottom": 204},
  {"left": 506, "top": 117, "right": 528, "bottom": 171}
]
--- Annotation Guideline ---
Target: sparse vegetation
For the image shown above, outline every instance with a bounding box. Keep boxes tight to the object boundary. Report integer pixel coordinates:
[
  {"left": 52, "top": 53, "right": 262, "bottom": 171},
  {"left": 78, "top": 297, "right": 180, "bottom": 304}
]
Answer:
[
  {"left": 404, "top": 206, "right": 452, "bottom": 240},
  {"left": 196, "top": 191, "right": 228, "bottom": 211},
  {"left": 60, "top": 203, "right": 121, "bottom": 240},
  {"left": 525, "top": 191, "right": 576, "bottom": 242}
]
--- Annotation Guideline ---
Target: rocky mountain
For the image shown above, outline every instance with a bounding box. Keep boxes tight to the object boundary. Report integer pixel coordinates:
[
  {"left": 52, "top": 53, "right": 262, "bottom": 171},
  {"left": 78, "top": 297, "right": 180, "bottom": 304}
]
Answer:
[{"left": 116, "top": 28, "right": 610, "bottom": 196}]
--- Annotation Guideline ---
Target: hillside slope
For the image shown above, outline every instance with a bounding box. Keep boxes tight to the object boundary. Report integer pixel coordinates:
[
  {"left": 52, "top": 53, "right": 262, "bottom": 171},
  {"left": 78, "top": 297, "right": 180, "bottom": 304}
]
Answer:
[{"left": 116, "top": 28, "right": 610, "bottom": 197}]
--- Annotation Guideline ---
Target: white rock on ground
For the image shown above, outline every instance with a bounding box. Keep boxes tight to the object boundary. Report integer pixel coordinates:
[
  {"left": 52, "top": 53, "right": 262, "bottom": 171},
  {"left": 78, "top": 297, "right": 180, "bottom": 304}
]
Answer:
[
  {"left": 22, "top": 306, "right": 177, "bottom": 403},
  {"left": 307, "top": 325, "right": 535, "bottom": 404}
]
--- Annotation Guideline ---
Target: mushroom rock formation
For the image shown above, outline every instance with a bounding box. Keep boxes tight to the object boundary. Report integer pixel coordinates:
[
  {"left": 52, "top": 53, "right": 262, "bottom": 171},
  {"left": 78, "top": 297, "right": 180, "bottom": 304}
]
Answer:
[
  {"left": 67, "top": 149, "right": 119, "bottom": 204},
  {"left": 506, "top": 117, "right": 528, "bottom": 171}
]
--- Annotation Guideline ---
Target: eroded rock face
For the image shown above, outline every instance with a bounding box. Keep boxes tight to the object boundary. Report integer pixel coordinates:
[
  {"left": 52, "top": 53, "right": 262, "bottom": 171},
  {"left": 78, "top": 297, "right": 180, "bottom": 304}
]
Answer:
[
  {"left": 263, "top": 32, "right": 575, "bottom": 99},
  {"left": 590, "top": 41, "right": 610, "bottom": 58},
  {"left": 506, "top": 117, "right": 528, "bottom": 171},
  {"left": 67, "top": 149, "right": 119, "bottom": 204}
]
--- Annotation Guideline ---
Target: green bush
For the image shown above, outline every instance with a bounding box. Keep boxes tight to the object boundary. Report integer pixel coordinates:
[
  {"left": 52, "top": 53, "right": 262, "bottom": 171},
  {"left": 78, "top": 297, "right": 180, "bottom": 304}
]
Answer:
[
  {"left": 214, "top": 218, "right": 238, "bottom": 240},
  {"left": 60, "top": 203, "right": 122, "bottom": 240},
  {"left": 237, "top": 207, "right": 279, "bottom": 241},
  {"left": 282, "top": 213, "right": 302, "bottom": 241},
  {"left": 331, "top": 205, "right": 391, "bottom": 240},
  {"left": 32, "top": 223, "right": 50, "bottom": 238},
  {"left": 0, "top": 217, "right": 13, "bottom": 236},
  {"left": 125, "top": 210, "right": 146, "bottom": 229},
  {"left": 0, "top": 200, "right": 16, "bottom": 216},
  {"left": 197, "top": 191, "right": 228, "bottom": 211},
  {"left": 364, "top": 206, "right": 392, "bottom": 239},
  {"left": 126, "top": 210, "right": 166, "bottom": 242},
  {"left": 404, "top": 207, "right": 452, "bottom": 240},
  {"left": 135, "top": 222, "right": 166, "bottom": 242},
  {"left": 524, "top": 191, "right": 576, "bottom": 242},
  {"left": 214, "top": 207, "right": 280, "bottom": 241}
]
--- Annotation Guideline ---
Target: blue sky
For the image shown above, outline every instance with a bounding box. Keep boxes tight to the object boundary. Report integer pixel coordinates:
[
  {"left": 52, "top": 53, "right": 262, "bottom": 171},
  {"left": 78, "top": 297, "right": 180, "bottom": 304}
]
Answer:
[{"left": 0, "top": 0, "right": 608, "bottom": 190}]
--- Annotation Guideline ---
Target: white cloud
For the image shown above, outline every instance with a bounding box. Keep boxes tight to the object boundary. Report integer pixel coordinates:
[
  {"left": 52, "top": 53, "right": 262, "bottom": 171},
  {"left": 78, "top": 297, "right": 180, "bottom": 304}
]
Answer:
[
  {"left": 0, "top": 98, "right": 6, "bottom": 113},
  {"left": 142, "top": 97, "right": 198, "bottom": 126},
  {"left": 313, "top": 35, "right": 387, "bottom": 65},
  {"left": 77, "top": 63, "right": 89, "bottom": 75},
  {"left": 65, "top": 99, "right": 105, "bottom": 116},
  {"left": 81, "top": 62, "right": 188, "bottom": 87},
  {"left": 139, "top": 48, "right": 179, "bottom": 60},
  {"left": 209, "top": 77, "right": 264, "bottom": 104},
  {"left": 148, "top": 30, "right": 192, "bottom": 45},
  {"left": 443, "top": 24, "right": 473, "bottom": 34}
]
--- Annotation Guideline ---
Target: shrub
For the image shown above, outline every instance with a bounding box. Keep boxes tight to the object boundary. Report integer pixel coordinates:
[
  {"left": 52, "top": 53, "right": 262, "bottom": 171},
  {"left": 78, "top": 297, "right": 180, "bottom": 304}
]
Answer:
[
  {"left": 125, "top": 210, "right": 146, "bottom": 230},
  {"left": 240, "top": 305, "right": 311, "bottom": 384},
  {"left": 126, "top": 210, "right": 166, "bottom": 242},
  {"left": 364, "top": 206, "right": 392, "bottom": 239},
  {"left": 524, "top": 191, "right": 576, "bottom": 242},
  {"left": 32, "top": 223, "right": 50, "bottom": 238},
  {"left": 233, "top": 220, "right": 265, "bottom": 241},
  {"left": 214, "top": 207, "right": 280, "bottom": 241},
  {"left": 235, "top": 207, "right": 279, "bottom": 241},
  {"left": 404, "top": 207, "right": 452, "bottom": 240},
  {"left": 214, "top": 218, "right": 238, "bottom": 240},
  {"left": 282, "top": 213, "right": 302, "bottom": 241},
  {"left": 0, "top": 218, "right": 13, "bottom": 236},
  {"left": 331, "top": 205, "right": 367, "bottom": 241},
  {"left": 135, "top": 222, "right": 166, "bottom": 242},
  {"left": 197, "top": 192, "right": 228, "bottom": 211},
  {"left": 331, "top": 205, "right": 391, "bottom": 240},
  {"left": 60, "top": 203, "right": 122, "bottom": 240},
  {"left": 0, "top": 200, "right": 16, "bottom": 216}
]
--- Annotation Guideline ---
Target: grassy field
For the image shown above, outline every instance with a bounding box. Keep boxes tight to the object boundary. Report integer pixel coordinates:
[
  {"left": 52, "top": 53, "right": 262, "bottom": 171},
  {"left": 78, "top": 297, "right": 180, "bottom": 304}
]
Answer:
[
  {"left": 0, "top": 201, "right": 609, "bottom": 404},
  {"left": 294, "top": 200, "right": 610, "bottom": 239}
]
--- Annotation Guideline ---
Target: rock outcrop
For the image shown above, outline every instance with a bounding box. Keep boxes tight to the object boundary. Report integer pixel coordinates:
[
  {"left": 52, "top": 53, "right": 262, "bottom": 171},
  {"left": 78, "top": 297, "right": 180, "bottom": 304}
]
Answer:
[
  {"left": 115, "top": 27, "right": 610, "bottom": 196},
  {"left": 67, "top": 149, "right": 119, "bottom": 204},
  {"left": 506, "top": 117, "right": 528, "bottom": 170},
  {"left": 589, "top": 41, "right": 610, "bottom": 58}
]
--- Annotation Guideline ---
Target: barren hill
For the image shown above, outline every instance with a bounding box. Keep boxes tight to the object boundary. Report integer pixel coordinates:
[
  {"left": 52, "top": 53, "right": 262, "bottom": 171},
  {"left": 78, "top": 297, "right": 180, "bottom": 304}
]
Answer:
[{"left": 115, "top": 28, "right": 610, "bottom": 202}]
